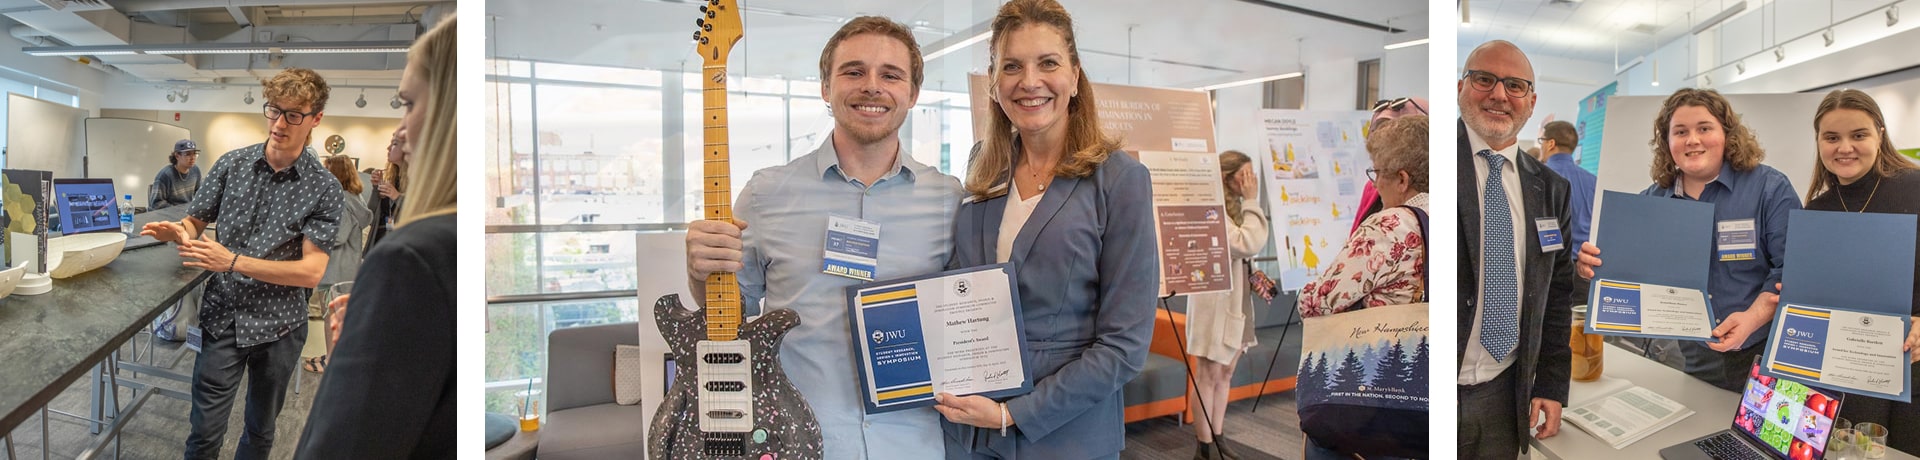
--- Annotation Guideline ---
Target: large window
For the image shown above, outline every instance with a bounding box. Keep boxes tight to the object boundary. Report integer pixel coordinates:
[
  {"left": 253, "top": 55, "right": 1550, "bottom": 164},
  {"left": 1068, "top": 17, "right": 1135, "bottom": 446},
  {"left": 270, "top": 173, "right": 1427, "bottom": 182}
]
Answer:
[{"left": 485, "top": 59, "right": 976, "bottom": 414}]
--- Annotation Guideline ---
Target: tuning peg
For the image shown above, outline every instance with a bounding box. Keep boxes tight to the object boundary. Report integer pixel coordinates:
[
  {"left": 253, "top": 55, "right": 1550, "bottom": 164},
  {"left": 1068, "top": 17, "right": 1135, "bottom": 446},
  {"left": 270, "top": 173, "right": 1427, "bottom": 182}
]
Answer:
[
  {"left": 707, "top": 10, "right": 716, "bottom": 19},
  {"left": 697, "top": 18, "right": 705, "bottom": 27},
  {"left": 700, "top": 5, "right": 708, "bottom": 12},
  {"left": 700, "top": 36, "right": 709, "bottom": 45},
  {"left": 709, "top": 0, "right": 718, "bottom": 5},
  {"left": 694, "top": 31, "right": 702, "bottom": 41},
  {"left": 704, "top": 23, "right": 713, "bottom": 31}
]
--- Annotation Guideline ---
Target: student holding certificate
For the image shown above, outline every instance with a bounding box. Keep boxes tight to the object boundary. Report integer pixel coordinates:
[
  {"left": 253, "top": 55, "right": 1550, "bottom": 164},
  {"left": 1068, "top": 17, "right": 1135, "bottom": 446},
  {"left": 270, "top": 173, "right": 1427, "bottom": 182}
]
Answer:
[
  {"left": 1577, "top": 88, "right": 1803, "bottom": 391},
  {"left": 933, "top": 0, "right": 1157, "bottom": 457},
  {"left": 1797, "top": 89, "right": 1920, "bottom": 452}
]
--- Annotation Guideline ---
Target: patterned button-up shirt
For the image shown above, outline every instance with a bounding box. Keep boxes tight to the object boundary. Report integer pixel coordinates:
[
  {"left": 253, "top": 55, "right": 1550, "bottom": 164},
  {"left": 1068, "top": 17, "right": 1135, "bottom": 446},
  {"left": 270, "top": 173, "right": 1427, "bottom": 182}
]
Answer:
[{"left": 187, "top": 143, "right": 343, "bottom": 347}]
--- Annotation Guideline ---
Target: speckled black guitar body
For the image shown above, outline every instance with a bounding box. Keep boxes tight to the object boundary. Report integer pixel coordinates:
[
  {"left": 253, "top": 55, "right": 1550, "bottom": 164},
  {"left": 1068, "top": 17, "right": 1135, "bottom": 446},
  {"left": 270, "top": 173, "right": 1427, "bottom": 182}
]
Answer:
[{"left": 648, "top": 294, "right": 822, "bottom": 459}]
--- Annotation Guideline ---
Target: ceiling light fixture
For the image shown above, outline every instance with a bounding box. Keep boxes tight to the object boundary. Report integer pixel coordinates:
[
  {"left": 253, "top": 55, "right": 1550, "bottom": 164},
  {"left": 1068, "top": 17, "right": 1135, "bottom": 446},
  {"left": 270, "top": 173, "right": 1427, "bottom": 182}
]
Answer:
[
  {"left": 1890, "top": 5, "right": 1900, "bottom": 26},
  {"left": 166, "top": 92, "right": 175, "bottom": 103},
  {"left": 179, "top": 90, "right": 188, "bottom": 103},
  {"left": 923, "top": 31, "right": 988, "bottom": 61},
  {"left": 355, "top": 91, "right": 368, "bottom": 108},
  {"left": 1651, "top": 59, "right": 1660, "bottom": 86},
  {"left": 243, "top": 90, "right": 254, "bottom": 105},
  {"left": 1736, "top": 61, "right": 1746, "bottom": 74},
  {"left": 390, "top": 94, "right": 402, "bottom": 109},
  {"left": 1461, "top": 0, "right": 1471, "bottom": 26},
  {"left": 22, "top": 41, "right": 411, "bottom": 57},
  {"left": 1195, "top": 72, "right": 1304, "bottom": 92},
  {"left": 1774, "top": 47, "right": 1786, "bottom": 62},
  {"left": 1823, "top": 29, "right": 1835, "bottom": 46},
  {"left": 1383, "top": 38, "right": 1429, "bottom": 50}
]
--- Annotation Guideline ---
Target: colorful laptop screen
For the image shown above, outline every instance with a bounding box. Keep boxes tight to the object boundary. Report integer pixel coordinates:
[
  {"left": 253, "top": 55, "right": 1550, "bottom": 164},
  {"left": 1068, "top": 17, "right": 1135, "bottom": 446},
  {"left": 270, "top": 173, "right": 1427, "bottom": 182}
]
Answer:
[{"left": 1734, "top": 360, "right": 1842, "bottom": 460}]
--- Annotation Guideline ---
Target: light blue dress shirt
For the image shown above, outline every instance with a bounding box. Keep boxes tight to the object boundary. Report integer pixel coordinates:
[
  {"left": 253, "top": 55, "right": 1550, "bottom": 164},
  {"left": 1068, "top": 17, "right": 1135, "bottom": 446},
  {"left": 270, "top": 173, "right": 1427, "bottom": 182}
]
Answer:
[
  {"left": 1543, "top": 153, "right": 1597, "bottom": 251},
  {"left": 734, "top": 136, "right": 965, "bottom": 459}
]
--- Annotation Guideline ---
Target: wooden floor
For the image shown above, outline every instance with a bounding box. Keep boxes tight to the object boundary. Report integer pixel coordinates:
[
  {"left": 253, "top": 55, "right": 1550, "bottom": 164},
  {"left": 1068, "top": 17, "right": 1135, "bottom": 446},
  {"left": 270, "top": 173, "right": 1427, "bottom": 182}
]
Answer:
[
  {"left": 1122, "top": 392, "right": 1302, "bottom": 460},
  {"left": 3, "top": 321, "right": 325, "bottom": 460}
]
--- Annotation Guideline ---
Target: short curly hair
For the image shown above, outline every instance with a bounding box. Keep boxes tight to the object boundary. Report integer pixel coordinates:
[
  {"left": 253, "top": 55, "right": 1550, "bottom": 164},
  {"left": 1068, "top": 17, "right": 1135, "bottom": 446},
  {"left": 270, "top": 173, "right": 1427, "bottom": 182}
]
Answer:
[
  {"left": 1365, "top": 115, "right": 1429, "bottom": 192},
  {"left": 261, "top": 68, "right": 330, "bottom": 113},
  {"left": 1648, "top": 88, "right": 1763, "bottom": 189}
]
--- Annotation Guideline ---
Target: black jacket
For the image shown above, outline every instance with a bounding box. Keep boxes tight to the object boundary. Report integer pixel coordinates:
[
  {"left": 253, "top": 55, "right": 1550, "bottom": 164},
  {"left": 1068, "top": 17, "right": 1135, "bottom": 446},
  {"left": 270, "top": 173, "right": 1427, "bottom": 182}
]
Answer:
[
  {"left": 297, "top": 213, "right": 455, "bottom": 459},
  {"left": 1456, "top": 120, "right": 1576, "bottom": 449}
]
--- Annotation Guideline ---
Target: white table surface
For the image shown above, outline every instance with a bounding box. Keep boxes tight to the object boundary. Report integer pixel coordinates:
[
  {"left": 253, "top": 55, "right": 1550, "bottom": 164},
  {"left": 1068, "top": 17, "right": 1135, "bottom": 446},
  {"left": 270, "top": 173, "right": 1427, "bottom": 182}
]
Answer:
[{"left": 1530, "top": 343, "right": 1917, "bottom": 460}]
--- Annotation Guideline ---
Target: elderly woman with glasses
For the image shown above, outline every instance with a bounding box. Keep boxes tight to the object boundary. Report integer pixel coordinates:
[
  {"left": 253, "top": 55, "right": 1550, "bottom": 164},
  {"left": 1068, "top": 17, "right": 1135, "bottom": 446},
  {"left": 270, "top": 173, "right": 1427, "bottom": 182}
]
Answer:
[
  {"left": 1299, "top": 115, "right": 1430, "bottom": 317},
  {"left": 1351, "top": 97, "right": 1429, "bottom": 233}
]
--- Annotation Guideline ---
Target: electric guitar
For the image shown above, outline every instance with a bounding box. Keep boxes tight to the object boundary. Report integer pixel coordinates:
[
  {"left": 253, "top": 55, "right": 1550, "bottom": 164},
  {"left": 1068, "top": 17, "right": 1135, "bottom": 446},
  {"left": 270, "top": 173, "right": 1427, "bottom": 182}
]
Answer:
[{"left": 649, "top": 1, "right": 822, "bottom": 458}]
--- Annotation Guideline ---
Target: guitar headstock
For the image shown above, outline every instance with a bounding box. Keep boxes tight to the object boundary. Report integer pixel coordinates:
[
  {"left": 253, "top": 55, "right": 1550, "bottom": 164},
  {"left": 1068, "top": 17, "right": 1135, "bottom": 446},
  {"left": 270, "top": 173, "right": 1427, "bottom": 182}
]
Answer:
[{"left": 693, "top": 0, "right": 744, "bottom": 65}]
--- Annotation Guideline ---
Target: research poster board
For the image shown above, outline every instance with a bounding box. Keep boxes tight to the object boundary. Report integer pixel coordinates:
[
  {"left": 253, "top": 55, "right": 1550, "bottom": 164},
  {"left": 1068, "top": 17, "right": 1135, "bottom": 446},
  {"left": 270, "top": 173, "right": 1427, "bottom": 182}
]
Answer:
[
  {"left": 1255, "top": 109, "right": 1373, "bottom": 291},
  {"left": 1137, "top": 150, "right": 1230, "bottom": 296}
]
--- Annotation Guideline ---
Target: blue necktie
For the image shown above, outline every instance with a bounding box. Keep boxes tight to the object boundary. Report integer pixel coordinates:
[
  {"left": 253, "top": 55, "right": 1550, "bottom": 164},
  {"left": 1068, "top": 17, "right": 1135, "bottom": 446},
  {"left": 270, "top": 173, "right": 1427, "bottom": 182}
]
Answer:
[{"left": 1479, "top": 150, "right": 1520, "bottom": 362}]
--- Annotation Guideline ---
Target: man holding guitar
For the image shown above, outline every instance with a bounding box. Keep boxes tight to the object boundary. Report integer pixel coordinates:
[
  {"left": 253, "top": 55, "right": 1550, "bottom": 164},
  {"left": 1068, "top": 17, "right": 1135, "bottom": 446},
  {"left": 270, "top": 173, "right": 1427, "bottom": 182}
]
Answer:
[{"left": 682, "top": 15, "right": 964, "bottom": 459}]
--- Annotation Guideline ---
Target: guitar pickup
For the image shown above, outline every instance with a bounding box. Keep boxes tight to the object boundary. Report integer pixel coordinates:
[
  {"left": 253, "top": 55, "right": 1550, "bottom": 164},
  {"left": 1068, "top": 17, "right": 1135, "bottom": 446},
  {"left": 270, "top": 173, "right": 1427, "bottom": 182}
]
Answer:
[
  {"left": 706, "top": 409, "right": 747, "bottom": 419},
  {"left": 705, "top": 381, "right": 746, "bottom": 392},
  {"left": 702, "top": 353, "right": 745, "bottom": 364}
]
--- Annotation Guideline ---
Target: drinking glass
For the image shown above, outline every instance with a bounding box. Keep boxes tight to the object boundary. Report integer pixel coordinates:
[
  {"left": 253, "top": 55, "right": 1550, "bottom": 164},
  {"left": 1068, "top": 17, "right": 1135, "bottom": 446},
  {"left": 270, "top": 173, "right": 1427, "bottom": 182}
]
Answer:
[{"left": 325, "top": 281, "right": 354, "bottom": 354}]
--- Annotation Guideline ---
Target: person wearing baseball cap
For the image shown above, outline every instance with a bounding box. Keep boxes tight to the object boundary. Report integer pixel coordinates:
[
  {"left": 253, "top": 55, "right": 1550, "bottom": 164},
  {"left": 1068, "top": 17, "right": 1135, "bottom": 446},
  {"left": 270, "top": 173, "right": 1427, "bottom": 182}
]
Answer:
[{"left": 151, "top": 139, "right": 203, "bottom": 210}]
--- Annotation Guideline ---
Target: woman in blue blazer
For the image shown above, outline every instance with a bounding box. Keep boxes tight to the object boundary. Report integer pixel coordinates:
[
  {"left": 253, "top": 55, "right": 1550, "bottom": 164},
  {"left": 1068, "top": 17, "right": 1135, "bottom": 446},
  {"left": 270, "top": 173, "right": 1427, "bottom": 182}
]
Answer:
[{"left": 930, "top": 1, "right": 1157, "bottom": 458}]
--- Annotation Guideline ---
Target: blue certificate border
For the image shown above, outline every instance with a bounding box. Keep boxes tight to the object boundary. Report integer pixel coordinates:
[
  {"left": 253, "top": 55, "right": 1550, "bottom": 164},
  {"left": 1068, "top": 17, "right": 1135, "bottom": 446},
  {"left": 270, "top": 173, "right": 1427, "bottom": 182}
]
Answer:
[
  {"left": 1583, "top": 277, "right": 1718, "bottom": 342},
  {"left": 1760, "top": 303, "right": 1913, "bottom": 403},
  {"left": 844, "top": 263, "right": 1033, "bottom": 414}
]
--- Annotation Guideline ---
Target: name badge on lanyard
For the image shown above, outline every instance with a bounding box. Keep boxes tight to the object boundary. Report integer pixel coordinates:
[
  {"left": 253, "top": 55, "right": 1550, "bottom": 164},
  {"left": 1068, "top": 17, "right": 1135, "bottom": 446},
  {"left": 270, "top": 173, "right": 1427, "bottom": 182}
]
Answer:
[
  {"left": 1535, "top": 217, "right": 1565, "bottom": 252},
  {"left": 1717, "top": 219, "right": 1758, "bottom": 261},
  {"left": 822, "top": 215, "right": 882, "bottom": 281}
]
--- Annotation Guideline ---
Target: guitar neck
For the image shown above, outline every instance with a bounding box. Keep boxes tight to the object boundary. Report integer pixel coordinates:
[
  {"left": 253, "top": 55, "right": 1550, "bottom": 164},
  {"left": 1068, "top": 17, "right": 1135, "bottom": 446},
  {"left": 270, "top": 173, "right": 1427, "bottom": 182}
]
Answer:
[{"left": 702, "top": 64, "right": 740, "bottom": 342}]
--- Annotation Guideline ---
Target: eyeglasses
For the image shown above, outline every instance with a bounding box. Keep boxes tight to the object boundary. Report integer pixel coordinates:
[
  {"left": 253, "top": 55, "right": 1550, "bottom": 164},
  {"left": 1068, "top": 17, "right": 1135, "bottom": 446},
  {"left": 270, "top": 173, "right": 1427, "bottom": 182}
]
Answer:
[
  {"left": 1462, "top": 70, "right": 1535, "bottom": 98},
  {"left": 1370, "top": 97, "right": 1428, "bottom": 115},
  {"left": 1536, "top": 138, "right": 1550, "bottom": 146},
  {"left": 263, "top": 103, "right": 319, "bottom": 126},
  {"left": 1365, "top": 168, "right": 1379, "bottom": 182}
]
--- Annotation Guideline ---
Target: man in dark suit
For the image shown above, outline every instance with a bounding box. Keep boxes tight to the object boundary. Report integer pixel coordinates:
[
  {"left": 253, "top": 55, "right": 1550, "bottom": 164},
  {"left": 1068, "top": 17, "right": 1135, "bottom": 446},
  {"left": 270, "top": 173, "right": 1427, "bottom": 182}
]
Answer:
[{"left": 1457, "top": 40, "right": 1577, "bottom": 458}]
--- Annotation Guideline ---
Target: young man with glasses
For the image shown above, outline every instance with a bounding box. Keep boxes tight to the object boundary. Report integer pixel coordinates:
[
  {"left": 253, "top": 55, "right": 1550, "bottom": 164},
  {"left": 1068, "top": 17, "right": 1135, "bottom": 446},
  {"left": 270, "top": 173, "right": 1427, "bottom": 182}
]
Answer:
[
  {"left": 141, "top": 67, "right": 344, "bottom": 460},
  {"left": 1455, "top": 40, "right": 1577, "bottom": 459},
  {"left": 1351, "top": 96, "right": 1429, "bottom": 233}
]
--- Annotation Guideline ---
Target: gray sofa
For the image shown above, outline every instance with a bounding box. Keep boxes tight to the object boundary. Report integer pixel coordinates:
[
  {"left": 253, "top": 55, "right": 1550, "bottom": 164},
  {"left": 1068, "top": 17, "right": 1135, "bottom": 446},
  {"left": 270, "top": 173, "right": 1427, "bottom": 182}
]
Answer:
[{"left": 537, "top": 322, "right": 646, "bottom": 459}]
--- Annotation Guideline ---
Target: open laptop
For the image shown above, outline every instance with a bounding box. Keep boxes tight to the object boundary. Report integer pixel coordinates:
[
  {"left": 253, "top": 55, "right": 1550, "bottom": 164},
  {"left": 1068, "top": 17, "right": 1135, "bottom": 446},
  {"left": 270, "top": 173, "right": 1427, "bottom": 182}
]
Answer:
[
  {"left": 51, "top": 178, "right": 121, "bottom": 235},
  {"left": 51, "top": 178, "right": 167, "bottom": 250},
  {"left": 1659, "top": 358, "right": 1845, "bottom": 460}
]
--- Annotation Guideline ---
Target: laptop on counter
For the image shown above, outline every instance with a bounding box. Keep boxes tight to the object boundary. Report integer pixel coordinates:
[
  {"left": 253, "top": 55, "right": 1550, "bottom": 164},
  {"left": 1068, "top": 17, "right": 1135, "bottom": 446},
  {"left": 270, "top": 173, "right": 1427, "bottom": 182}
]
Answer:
[{"left": 1659, "top": 358, "right": 1845, "bottom": 460}]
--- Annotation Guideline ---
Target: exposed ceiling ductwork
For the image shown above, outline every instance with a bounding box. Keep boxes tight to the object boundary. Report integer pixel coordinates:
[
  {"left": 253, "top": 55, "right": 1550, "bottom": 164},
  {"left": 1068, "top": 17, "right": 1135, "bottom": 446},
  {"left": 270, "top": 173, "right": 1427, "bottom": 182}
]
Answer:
[{"left": 0, "top": 0, "right": 447, "bottom": 84}]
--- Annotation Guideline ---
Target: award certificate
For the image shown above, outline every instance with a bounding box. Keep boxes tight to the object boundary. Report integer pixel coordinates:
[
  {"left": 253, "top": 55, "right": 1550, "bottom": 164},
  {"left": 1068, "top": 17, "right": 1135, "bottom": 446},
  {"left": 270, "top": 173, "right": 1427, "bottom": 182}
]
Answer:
[
  {"left": 1590, "top": 279, "right": 1715, "bottom": 340},
  {"left": 1764, "top": 304, "right": 1912, "bottom": 402},
  {"left": 845, "top": 263, "right": 1031, "bottom": 413}
]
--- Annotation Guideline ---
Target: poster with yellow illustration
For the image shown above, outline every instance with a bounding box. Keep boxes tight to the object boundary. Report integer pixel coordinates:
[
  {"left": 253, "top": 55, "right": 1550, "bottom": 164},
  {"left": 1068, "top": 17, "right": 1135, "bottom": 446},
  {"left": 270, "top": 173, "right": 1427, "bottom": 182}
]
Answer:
[{"left": 1257, "top": 110, "right": 1372, "bottom": 291}]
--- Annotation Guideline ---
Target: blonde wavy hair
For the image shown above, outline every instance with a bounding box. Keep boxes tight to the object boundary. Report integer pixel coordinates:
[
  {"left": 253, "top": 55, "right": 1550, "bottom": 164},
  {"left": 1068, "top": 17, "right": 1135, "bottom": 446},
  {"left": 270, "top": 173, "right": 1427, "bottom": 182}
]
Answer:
[
  {"left": 963, "top": 0, "right": 1120, "bottom": 201},
  {"left": 262, "top": 68, "right": 329, "bottom": 146},
  {"left": 397, "top": 17, "right": 456, "bottom": 227}
]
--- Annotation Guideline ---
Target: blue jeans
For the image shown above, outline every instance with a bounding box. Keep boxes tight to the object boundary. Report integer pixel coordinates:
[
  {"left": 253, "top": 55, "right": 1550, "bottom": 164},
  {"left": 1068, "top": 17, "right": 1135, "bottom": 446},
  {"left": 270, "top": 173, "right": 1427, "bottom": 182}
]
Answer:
[{"left": 183, "top": 322, "right": 307, "bottom": 460}]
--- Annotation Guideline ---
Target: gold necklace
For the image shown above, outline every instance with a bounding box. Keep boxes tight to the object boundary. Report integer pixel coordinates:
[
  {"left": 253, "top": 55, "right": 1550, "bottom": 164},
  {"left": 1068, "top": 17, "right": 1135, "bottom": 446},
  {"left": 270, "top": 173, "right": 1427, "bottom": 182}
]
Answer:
[
  {"left": 1839, "top": 176, "right": 1881, "bottom": 212},
  {"left": 1020, "top": 161, "right": 1054, "bottom": 192}
]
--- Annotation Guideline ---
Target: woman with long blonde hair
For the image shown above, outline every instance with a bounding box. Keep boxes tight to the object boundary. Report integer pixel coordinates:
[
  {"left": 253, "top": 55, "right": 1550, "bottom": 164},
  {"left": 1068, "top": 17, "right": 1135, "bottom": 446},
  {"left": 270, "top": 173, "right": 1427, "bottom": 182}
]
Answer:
[{"left": 296, "top": 15, "right": 457, "bottom": 457}]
